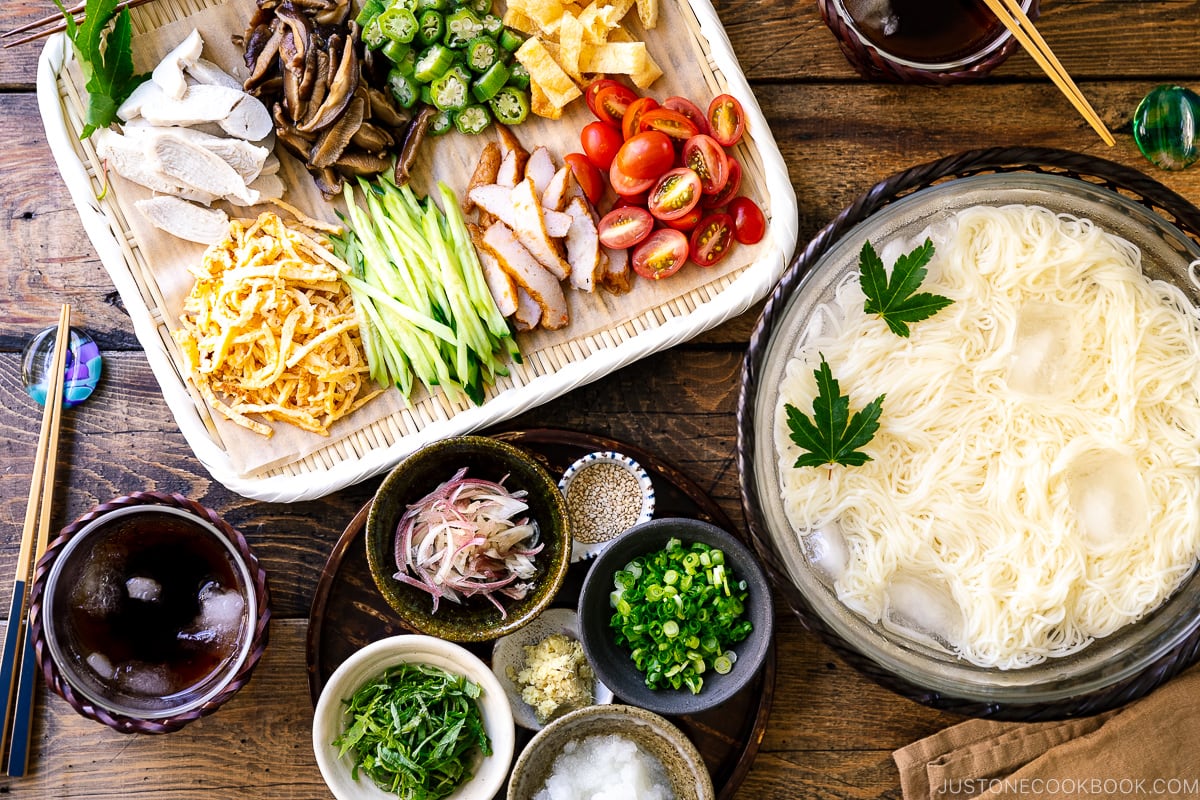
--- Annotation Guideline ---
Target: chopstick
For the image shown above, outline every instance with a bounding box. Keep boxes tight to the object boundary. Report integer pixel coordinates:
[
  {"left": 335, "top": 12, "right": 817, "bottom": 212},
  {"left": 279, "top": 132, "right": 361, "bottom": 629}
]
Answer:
[
  {"left": 2, "top": 0, "right": 159, "bottom": 48},
  {"left": 981, "top": 0, "right": 1115, "bottom": 147},
  {"left": 0, "top": 304, "right": 71, "bottom": 778}
]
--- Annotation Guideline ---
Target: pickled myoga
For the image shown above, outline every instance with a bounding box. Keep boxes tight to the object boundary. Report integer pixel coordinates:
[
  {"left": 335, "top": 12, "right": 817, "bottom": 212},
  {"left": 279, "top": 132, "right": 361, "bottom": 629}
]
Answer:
[{"left": 775, "top": 204, "right": 1200, "bottom": 668}]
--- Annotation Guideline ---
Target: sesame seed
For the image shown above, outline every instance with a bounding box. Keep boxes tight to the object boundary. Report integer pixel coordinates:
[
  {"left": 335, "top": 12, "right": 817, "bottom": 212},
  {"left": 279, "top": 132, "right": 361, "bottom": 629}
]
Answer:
[{"left": 565, "top": 462, "right": 644, "bottom": 543}]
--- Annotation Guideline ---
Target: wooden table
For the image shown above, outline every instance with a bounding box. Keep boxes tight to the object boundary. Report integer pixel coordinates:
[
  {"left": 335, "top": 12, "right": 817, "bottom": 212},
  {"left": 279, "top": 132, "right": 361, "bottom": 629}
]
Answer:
[{"left": 2, "top": 1, "right": 1199, "bottom": 797}]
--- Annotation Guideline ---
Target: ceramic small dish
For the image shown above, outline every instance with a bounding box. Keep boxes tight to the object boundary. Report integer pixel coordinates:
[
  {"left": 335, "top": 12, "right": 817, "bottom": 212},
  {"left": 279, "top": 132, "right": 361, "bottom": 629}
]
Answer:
[
  {"left": 313, "top": 635, "right": 515, "bottom": 800},
  {"left": 491, "top": 608, "right": 614, "bottom": 730},
  {"left": 365, "top": 435, "right": 571, "bottom": 643},
  {"left": 577, "top": 517, "right": 774, "bottom": 716},
  {"left": 507, "top": 703, "right": 715, "bottom": 800},
  {"left": 558, "top": 450, "right": 655, "bottom": 561}
]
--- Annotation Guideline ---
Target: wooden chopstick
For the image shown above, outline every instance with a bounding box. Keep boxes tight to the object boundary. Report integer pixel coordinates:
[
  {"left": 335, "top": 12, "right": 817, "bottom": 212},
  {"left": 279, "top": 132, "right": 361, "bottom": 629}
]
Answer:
[
  {"left": 2, "top": 0, "right": 159, "bottom": 48},
  {"left": 0, "top": 304, "right": 71, "bottom": 778},
  {"left": 981, "top": 0, "right": 1115, "bottom": 147}
]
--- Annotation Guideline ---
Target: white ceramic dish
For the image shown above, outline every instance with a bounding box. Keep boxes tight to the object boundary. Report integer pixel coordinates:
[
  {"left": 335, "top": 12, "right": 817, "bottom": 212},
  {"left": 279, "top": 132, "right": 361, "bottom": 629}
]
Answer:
[
  {"left": 558, "top": 450, "right": 655, "bottom": 561},
  {"left": 491, "top": 608, "right": 614, "bottom": 730},
  {"left": 312, "top": 635, "right": 514, "bottom": 800}
]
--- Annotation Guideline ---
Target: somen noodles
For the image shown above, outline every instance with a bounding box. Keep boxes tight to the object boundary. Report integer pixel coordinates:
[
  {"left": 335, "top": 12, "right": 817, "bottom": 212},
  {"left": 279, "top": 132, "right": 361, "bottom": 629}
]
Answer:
[{"left": 774, "top": 204, "right": 1200, "bottom": 669}]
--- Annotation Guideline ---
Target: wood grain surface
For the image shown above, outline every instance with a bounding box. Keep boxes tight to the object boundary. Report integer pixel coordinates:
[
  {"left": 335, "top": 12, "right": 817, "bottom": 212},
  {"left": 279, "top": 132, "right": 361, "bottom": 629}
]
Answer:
[{"left": 3, "top": 0, "right": 1200, "bottom": 796}]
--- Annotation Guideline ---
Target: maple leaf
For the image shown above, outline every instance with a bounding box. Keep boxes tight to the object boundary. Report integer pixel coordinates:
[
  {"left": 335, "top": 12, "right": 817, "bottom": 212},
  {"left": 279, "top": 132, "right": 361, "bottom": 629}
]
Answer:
[
  {"left": 785, "top": 355, "right": 885, "bottom": 469},
  {"left": 859, "top": 238, "right": 954, "bottom": 337}
]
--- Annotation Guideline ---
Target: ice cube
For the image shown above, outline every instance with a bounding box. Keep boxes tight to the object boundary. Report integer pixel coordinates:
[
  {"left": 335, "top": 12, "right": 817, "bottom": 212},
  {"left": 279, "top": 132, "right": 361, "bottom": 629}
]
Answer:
[
  {"left": 844, "top": 0, "right": 898, "bottom": 35},
  {"left": 882, "top": 573, "right": 964, "bottom": 653},
  {"left": 125, "top": 576, "right": 162, "bottom": 603},
  {"left": 179, "top": 581, "right": 245, "bottom": 650},
  {"left": 1065, "top": 448, "right": 1147, "bottom": 548},
  {"left": 71, "top": 562, "right": 122, "bottom": 618},
  {"left": 1005, "top": 302, "right": 1076, "bottom": 397},
  {"left": 801, "top": 522, "right": 850, "bottom": 586},
  {"left": 115, "top": 661, "right": 174, "bottom": 698},
  {"left": 85, "top": 651, "right": 115, "bottom": 681}
]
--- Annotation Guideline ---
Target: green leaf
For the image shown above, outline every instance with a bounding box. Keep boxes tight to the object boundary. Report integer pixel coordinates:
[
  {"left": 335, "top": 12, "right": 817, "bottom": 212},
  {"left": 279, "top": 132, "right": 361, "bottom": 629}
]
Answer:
[
  {"left": 58, "top": 0, "right": 148, "bottom": 139},
  {"left": 860, "top": 238, "right": 954, "bottom": 337},
  {"left": 785, "top": 355, "right": 885, "bottom": 469}
]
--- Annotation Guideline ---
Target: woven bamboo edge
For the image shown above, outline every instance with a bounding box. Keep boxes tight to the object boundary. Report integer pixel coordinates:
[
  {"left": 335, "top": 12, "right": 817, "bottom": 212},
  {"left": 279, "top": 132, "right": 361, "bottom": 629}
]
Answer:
[
  {"left": 735, "top": 146, "right": 1200, "bottom": 721},
  {"left": 26, "top": 491, "right": 271, "bottom": 734},
  {"left": 37, "top": 0, "right": 799, "bottom": 503},
  {"left": 815, "top": 0, "right": 1040, "bottom": 85}
]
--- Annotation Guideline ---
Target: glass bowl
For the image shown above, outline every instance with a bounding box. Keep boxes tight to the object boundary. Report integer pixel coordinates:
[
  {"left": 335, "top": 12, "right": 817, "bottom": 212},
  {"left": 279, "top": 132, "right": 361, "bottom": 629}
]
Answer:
[{"left": 738, "top": 168, "right": 1200, "bottom": 718}]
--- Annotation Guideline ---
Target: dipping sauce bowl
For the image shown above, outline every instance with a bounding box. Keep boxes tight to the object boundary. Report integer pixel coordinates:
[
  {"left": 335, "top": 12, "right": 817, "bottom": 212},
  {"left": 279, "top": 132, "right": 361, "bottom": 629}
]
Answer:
[{"left": 29, "top": 492, "right": 270, "bottom": 733}]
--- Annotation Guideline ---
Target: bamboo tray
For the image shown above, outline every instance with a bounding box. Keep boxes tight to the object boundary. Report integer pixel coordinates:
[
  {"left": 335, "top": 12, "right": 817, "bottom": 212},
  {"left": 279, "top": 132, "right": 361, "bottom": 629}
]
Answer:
[
  {"left": 306, "top": 429, "right": 776, "bottom": 799},
  {"left": 36, "top": 0, "right": 798, "bottom": 503}
]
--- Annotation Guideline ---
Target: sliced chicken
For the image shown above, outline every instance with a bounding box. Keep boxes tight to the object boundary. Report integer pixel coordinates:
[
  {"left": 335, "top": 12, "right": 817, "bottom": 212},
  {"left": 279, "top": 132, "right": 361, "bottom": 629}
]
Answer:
[
  {"left": 496, "top": 148, "right": 523, "bottom": 188},
  {"left": 116, "top": 79, "right": 164, "bottom": 122},
  {"left": 93, "top": 129, "right": 217, "bottom": 203},
  {"left": 247, "top": 172, "right": 285, "bottom": 203},
  {"left": 509, "top": 178, "right": 572, "bottom": 280},
  {"left": 185, "top": 57, "right": 244, "bottom": 91},
  {"left": 524, "top": 146, "right": 556, "bottom": 194},
  {"left": 152, "top": 28, "right": 203, "bottom": 100},
  {"left": 465, "top": 142, "right": 501, "bottom": 215},
  {"left": 469, "top": 184, "right": 572, "bottom": 238},
  {"left": 542, "top": 166, "right": 573, "bottom": 212},
  {"left": 124, "top": 125, "right": 269, "bottom": 182},
  {"left": 601, "top": 245, "right": 633, "bottom": 294},
  {"left": 481, "top": 222, "right": 569, "bottom": 330},
  {"left": 469, "top": 223, "right": 518, "bottom": 317},
  {"left": 512, "top": 287, "right": 542, "bottom": 331},
  {"left": 149, "top": 132, "right": 257, "bottom": 205},
  {"left": 138, "top": 84, "right": 246, "bottom": 127},
  {"left": 135, "top": 196, "right": 228, "bottom": 244},
  {"left": 564, "top": 196, "right": 601, "bottom": 292},
  {"left": 217, "top": 94, "right": 274, "bottom": 141}
]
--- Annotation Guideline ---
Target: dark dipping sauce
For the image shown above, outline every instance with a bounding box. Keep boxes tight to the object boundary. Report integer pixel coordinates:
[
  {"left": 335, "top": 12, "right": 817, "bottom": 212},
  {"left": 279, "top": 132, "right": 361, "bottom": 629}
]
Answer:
[
  {"left": 62, "top": 511, "right": 247, "bottom": 705},
  {"left": 842, "top": 0, "right": 1007, "bottom": 64}
]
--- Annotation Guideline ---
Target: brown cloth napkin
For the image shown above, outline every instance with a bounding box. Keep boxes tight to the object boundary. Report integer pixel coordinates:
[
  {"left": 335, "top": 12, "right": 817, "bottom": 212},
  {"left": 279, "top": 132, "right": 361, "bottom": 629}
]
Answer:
[{"left": 894, "top": 663, "right": 1200, "bottom": 800}]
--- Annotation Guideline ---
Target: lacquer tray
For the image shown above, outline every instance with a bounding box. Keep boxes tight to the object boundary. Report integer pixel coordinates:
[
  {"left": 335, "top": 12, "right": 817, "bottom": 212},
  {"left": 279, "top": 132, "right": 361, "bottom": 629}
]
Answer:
[
  {"left": 306, "top": 429, "right": 776, "bottom": 799},
  {"left": 36, "top": 0, "right": 798, "bottom": 503}
]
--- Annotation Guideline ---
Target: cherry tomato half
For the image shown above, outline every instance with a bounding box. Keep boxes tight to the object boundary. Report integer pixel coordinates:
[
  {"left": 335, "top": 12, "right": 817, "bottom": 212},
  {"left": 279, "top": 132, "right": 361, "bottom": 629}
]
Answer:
[
  {"left": 598, "top": 206, "right": 654, "bottom": 249},
  {"left": 609, "top": 159, "right": 657, "bottom": 196},
  {"left": 682, "top": 134, "right": 729, "bottom": 195},
  {"left": 638, "top": 108, "right": 700, "bottom": 141},
  {"left": 564, "top": 153, "right": 605, "bottom": 205},
  {"left": 728, "top": 196, "right": 766, "bottom": 244},
  {"left": 622, "top": 96, "right": 660, "bottom": 141},
  {"left": 662, "top": 96, "right": 710, "bottom": 136},
  {"left": 580, "top": 121, "right": 623, "bottom": 171},
  {"left": 690, "top": 212, "right": 736, "bottom": 267},
  {"left": 664, "top": 205, "right": 704, "bottom": 232},
  {"left": 611, "top": 191, "right": 649, "bottom": 209},
  {"left": 594, "top": 83, "right": 639, "bottom": 127},
  {"left": 615, "top": 130, "right": 675, "bottom": 180},
  {"left": 585, "top": 78, "right": 622, "bottom": 117},
  {"left": 707, "top": 94, "right": 746, "bottom": 147},
  {"left": 702, "top": 156, "right": 743, "bottom": 208},
  {"left": 647, "top": 167, "right": 702, "bottom": 221},
  {"left": 632, "top": 228, "right": 689, "bottom": 279}
]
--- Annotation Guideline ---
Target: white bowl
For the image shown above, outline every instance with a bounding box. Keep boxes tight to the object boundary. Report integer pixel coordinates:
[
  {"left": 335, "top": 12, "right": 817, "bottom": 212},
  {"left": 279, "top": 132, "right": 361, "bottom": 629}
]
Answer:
[
  {"left": 558, "top": 450, "right": 655, "bottom": 561},
  {"left": 312, "top": 635, "right": 515, "bottom": 800},
  {"left": 491, "top": 608, "right": 614, "bottom": 730}
]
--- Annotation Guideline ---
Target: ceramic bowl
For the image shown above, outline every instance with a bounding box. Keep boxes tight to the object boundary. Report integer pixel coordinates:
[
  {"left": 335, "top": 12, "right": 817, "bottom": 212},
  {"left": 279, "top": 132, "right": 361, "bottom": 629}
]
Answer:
[
  {"left": 365, "top": 435, "right": 571, "bottom": 643},
  {"left": 558, "top": 450, "right": 655, "bottom": 562},
  {"left": 507, "top": 704, "right": 715, "bottom": 800},
  {"left": 29, "top": 492, "right": 269, "bottom": 734},
  {"left": 312, "top": 635, "right": 515, "bottom": 800},
  {"left": 576, "top": 518, "right": 774, "bottom": 716},
  {"left": 491, "top": 607, "right": 614, "bottom": 730}
]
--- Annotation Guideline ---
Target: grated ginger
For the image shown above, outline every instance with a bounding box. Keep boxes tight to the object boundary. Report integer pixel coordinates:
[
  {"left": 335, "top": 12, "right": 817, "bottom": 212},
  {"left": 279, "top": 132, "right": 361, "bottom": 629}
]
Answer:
[{"left": 509, "top": 633, "right": 594, "bottom": 723}]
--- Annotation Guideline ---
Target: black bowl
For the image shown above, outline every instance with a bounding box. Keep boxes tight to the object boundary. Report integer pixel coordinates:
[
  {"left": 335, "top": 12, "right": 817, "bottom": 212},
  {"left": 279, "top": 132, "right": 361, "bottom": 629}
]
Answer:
[
  {"left": 365, "top": 435, "right": 571, "bottom": 643},
  {"left": 576, "top": 518, "right": 773, "bottom": 715}
]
